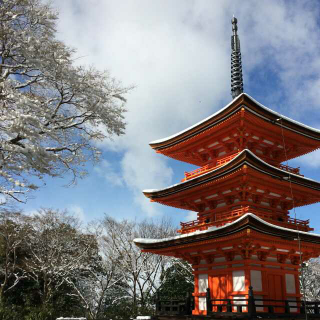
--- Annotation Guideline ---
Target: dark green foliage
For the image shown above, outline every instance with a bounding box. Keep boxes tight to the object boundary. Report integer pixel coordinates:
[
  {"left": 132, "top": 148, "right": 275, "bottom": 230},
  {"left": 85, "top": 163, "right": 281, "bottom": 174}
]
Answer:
[
  {"left": 0, "top": 210, "right": 91, "bottom": 320},
  {"left": 157, "top": 260, "right": 194, "bottom": 298}
]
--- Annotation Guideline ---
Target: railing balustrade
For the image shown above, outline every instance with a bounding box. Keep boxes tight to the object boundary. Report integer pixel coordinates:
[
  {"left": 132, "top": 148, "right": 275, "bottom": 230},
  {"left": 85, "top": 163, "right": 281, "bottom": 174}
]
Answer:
[
  {"left": 205, "top": 286, "right": 320, "bottom": 318},
  {"left": 178, "top": 206, "right": 311, "bottom": 234},
  {"left": 182, "top": 153, "right": 240, "bottom": 181},
  {"left": 181, "top": 152, "right": 302, "bottom": 182},
  {"left": 155, "top": 287, "right": 320, "bottom": 318},
  {"left": 155, "top": 292, "right": 193, "bottom": 316}
]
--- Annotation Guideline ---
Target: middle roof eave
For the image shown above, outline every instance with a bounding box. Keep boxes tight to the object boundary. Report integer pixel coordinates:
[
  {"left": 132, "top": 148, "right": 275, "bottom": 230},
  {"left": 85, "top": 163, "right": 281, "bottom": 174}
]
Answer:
[{"left": 143, "top": 149, "right": 320, "bottom": 200}]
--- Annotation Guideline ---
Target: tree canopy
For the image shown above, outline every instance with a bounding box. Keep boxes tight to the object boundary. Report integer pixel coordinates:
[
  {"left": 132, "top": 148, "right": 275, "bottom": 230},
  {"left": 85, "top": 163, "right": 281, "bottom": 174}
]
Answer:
[
  {"left": 0, "top": 0, "right": 130, "bottom": 204},
  {"left": 0, "top": 209, "right": 185, "bottom": 320}
]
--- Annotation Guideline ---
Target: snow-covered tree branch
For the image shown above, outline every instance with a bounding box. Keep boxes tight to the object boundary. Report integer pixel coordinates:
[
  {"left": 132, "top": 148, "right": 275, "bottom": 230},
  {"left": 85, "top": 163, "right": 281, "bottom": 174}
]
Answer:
[
  {"left": 0, "top": 0, "right": 131, "bottom": 204},
  {"left": 0, "top": 210, "right": 29, "bottom": 301},
  {"left": 101, "top": 216, "right": 176, "bottom": 317}
]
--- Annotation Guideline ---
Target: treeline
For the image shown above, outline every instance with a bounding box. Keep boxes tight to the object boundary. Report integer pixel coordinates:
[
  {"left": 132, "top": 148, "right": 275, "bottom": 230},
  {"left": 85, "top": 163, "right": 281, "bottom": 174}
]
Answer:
[{"left": 0, "top": 209, "right": 193, "bottom": 320}]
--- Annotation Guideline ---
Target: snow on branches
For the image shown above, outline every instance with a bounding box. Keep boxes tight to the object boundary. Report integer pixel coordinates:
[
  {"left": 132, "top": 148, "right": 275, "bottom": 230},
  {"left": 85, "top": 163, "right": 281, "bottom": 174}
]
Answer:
[{"left": 0, "top": 0, "right": 131, "bottom": 203}]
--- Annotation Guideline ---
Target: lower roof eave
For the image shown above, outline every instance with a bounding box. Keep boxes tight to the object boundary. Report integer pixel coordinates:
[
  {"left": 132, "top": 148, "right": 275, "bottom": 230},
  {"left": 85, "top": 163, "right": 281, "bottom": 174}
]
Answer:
[{"left": 133, "top": 213, "right": 320, "bottom": 251}]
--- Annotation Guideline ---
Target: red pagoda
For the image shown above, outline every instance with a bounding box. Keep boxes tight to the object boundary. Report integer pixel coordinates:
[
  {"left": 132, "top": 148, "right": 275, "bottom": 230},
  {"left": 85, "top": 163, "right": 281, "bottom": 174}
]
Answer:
[{"left": 134, "top": 18, "right": 320, "bottom": 317}]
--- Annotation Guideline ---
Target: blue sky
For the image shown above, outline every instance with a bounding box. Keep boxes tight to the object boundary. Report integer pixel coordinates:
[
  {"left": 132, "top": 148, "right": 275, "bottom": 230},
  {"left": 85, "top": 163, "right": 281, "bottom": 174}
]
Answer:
[{"left": 17, "top": 0, "right": 320, "bottom": 232}]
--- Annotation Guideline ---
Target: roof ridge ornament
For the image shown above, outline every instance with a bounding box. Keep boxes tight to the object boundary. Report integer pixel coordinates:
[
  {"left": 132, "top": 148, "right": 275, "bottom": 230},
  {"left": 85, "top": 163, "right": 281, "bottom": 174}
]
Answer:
[{"left": 231, "top": 16, "right": 244, "bottom": 99}]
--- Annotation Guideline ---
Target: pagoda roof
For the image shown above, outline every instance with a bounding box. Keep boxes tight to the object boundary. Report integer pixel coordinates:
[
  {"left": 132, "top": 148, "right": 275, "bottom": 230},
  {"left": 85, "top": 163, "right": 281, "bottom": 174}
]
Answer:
[
  {"left": 143, "top": 149, "right": 320, "bottom": 209},
  {"left": 134, "top": 213, "right": 320, "bottom": 251},
  {"left": 150, "top": 93, "right": 320, "bottom": 164}
]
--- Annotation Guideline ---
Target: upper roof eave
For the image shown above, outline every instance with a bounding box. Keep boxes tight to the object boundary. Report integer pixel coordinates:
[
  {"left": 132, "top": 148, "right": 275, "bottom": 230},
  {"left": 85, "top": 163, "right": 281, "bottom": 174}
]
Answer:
[{"left": 149, "top": 93, "right": 320, "bottom": 150}]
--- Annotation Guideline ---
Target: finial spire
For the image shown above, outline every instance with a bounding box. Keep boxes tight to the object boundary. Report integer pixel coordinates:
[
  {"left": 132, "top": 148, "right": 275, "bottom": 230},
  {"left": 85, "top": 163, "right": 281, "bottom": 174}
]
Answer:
[{"left": 231, "top": 17, "right": 243, "bottom": 99}]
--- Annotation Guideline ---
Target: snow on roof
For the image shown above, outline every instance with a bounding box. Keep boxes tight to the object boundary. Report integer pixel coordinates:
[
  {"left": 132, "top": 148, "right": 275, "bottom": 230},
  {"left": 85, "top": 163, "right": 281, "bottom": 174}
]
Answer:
[
  {"left": 142, "top": 149, "right": 320, "bottom": 195},
  {"left": 247, "top": 94, "right": 320, "bottom": 134},
  {"left": 133, "top": 212, "right": 320, "bottom": 245},
  {"left": 149, "top": 93, "right": 320, "bottom": 145},
  {"left": 149, "top": 95, "right": 240, "bottom": 145}
]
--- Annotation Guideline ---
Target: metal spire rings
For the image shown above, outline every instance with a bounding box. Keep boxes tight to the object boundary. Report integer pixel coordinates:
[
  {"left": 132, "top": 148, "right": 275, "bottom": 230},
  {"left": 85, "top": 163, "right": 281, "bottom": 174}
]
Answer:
[{"left": 231, "top": 17, "right": 244, "bottom": 99}]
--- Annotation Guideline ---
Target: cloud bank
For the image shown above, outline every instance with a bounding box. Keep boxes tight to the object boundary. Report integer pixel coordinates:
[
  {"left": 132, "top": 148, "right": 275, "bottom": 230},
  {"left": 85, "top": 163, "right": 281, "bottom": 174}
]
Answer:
[{"left": 51, "top": 0, "right": 320, "bottom": 218}]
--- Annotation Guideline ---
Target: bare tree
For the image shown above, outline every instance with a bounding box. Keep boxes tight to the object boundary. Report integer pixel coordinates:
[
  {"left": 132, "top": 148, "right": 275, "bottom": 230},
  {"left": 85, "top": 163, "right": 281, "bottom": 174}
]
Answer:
[
  {"left": 0, "top": 0, "right": 131, "bottom": 204},
  {"left": 65, "top": 222, "right": 126, "bottom": 320},
  {"left": 0, "top": 210, "right": 29, "bottom": 302},
  {"left": 101, "top": 216, "right": 175, "bottom": 316}
]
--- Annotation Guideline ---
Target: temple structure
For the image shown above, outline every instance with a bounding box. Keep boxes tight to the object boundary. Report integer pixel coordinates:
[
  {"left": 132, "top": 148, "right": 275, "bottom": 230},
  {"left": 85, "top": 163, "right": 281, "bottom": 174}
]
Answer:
[{"left": 134, "top": 18, "right": 320, "bottom": 316}]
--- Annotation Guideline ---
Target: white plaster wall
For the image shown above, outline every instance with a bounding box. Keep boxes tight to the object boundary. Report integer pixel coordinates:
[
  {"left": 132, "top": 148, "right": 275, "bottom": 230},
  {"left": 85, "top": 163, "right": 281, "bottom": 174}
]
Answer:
[
  {"left": 250, "top": 270, "right": 262, "bottom": 292},
  {"left": 285, "top": 274, "right": 296, "bottom": 294},
  {"left": 199, "top": 297, "right": 207, "bottom": 311},
  {"left": 198, "top": 274, "right": 208, "bottom": 293},
  {"left": 233, "top": 270, "right": 245, "bottom": 291}
]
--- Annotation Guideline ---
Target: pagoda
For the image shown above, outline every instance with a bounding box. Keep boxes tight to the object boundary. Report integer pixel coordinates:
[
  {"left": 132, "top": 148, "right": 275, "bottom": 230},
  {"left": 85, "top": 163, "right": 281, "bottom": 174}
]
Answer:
[{"left": 134, "top": 18, "right": 320, "bottom": 316}]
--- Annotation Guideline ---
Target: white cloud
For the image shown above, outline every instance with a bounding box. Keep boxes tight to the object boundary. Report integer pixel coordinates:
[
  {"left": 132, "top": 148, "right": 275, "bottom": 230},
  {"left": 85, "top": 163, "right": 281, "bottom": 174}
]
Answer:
[
  {"left": 68, "top": 205, "right": 86, "bottom": 223},
  {"left": 50, "top": 0, "right": 320, "bottom": 219},
  {"left": 94, "top": 160, "right": 124, "bottom": 187},
  {"left": 183, "top": 211, "right": 198, "bottom": 222},
  {"left": 23, "top": 209, "right": 38, "bottom": 217},
  {"left": 292, "top": 149, "right": 320, "bottom": 169}
]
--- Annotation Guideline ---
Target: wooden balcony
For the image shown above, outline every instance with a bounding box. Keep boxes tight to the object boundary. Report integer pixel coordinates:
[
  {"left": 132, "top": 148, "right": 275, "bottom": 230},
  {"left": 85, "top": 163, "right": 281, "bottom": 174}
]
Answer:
[
  {"left": 278, "top": 163, "right": 302, "bottom": 176},
  {"left": 178, "top": 207, "right": 312, "bottom": 234},
  {"left": 182, "top": 153, "right": 302, "bottom": 182},
  {"left": 181, "top": 153, "right": 239, "bottom": 181}
]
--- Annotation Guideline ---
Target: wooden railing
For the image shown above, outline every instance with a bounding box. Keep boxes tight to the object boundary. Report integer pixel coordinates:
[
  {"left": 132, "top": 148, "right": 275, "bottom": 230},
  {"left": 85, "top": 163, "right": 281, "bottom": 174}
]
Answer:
[
  {"left": 155, "top": 287, "right": 320, "bottom": 318},
  {"left": 178, "top": 207, "right": 312, "bottom": 234},
  {"left": 206, "top": 286, "right": 320, "bottom": 318},
  {"left": 182, "top": 153, "right": 303, "bottom": 182},
  {"left": 278, "top": 163, "right": 302, "bottom": 176},
  {"left": 155, "top": 292, "right": 193, "bottom": 316},
  {"left": 182, "top": 153, "right": 239, "bottom": 181}
]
